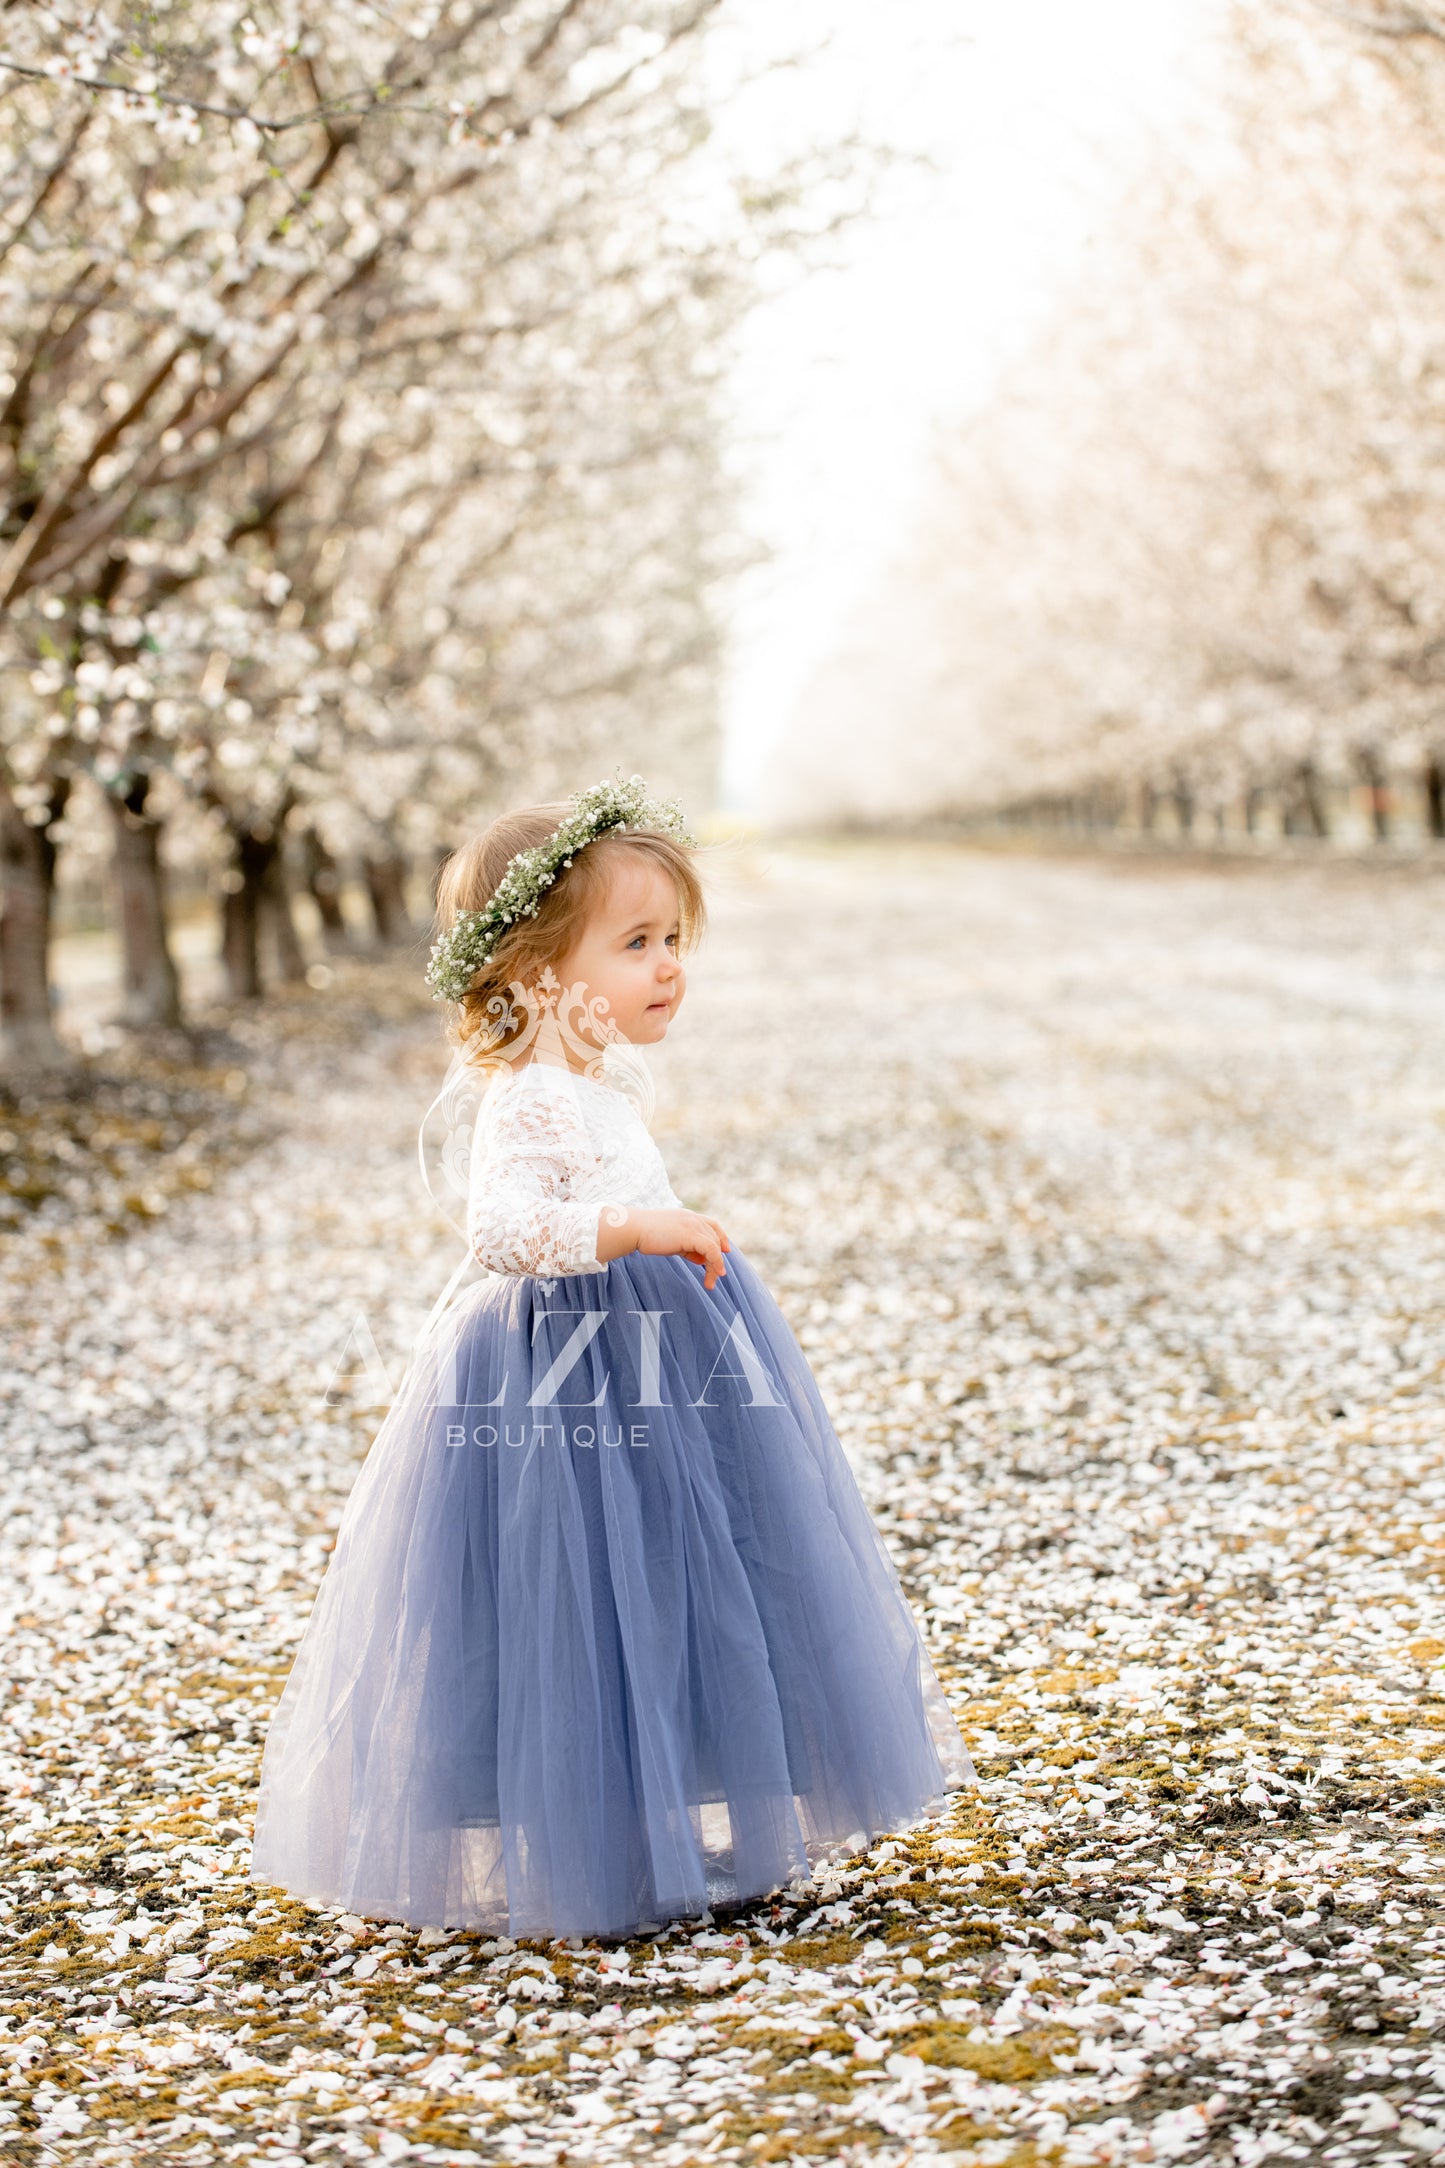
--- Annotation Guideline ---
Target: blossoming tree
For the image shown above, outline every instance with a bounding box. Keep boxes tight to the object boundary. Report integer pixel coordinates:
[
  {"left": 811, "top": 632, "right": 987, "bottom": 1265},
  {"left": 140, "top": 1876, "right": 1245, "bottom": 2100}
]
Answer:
[{"left": 0, "top": 0, "right": 842, "bottom": 1063}]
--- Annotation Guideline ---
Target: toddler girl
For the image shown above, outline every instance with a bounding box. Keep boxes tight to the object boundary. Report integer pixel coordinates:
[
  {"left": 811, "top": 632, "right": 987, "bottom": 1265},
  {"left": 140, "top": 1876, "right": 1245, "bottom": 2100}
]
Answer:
[{"left": 251, "top": 774, "right": 973, "bottom": 1941}]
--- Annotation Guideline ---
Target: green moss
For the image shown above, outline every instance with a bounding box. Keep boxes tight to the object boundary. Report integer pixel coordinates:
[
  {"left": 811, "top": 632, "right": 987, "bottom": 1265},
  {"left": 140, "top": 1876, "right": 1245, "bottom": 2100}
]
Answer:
[
  {"left": 907, "top": 2023, "right": 1078, "bottom": 2083},
  {"left": 742, "top": 2025, "right": 854, "bottom": 2061},
  {"left": 404, "top": 2113, "right": 479, "bottom": 2146},
  {"left": 931, "top": 2120, "right": 1043, "bottom": 2163},
  {"left": 705, "top": 2117, "right": 891, "bottom": 2160},
  {"left": 873, "top": 1878, "right": 938, "bottom": 1906},
  {"left": 81, "top": 2083, "right": 183, "bottom": 2126},
  {"left": 759, "top": 2061, "right": 860, "bottom": 2103},
  {"left": 776, "top": 1930, "right": 872, "bottom": 1969}
]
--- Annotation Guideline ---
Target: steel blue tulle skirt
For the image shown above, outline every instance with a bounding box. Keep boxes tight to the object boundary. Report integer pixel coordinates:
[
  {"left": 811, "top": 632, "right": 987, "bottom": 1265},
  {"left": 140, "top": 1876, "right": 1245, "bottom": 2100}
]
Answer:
[{"left": 250, "top": 1245, "right": 974, "bottom": 1940}]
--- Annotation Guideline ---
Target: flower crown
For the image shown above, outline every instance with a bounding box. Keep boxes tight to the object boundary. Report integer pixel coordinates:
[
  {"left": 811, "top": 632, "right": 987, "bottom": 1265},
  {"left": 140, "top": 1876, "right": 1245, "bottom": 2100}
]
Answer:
[{"left": 426, "top": 771, "right": 695, "bottom": 1004}]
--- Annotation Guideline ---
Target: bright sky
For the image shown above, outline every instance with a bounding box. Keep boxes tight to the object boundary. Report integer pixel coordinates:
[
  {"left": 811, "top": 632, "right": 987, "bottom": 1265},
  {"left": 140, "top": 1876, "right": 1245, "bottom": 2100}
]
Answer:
[{"left": 711, "top": 0, "right": 1225, "bottom": 818}]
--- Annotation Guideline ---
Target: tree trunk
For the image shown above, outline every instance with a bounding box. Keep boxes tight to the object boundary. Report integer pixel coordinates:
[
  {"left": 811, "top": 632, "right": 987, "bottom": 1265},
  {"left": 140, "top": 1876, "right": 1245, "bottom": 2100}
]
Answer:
[
  {"left": 1425, "top": 755, "right": 1445, "bottom": 841},
  {"left": 220, "top": 824, "right": 279, "bottom": 1000},
  {"left": 1297, "top": 759, "right": 1330, "bottom": 839},
  {"left": 362, "top": 843, "right": 412, "bottom": 946},
  {"left": 106, "top": 773, "right": 183, "bottom": 1029},
  {"left": 1358, "top": 748, "right": 1390, "bottom": 841},
  {"left": 262, "top": 842, "right": 308, "bottom": 984},
  {"left": 302, "top": 827, "right": 351, "bottom": 952},
  {"left": 0, "top": 775, "right": 71, "bottom": 1071}
]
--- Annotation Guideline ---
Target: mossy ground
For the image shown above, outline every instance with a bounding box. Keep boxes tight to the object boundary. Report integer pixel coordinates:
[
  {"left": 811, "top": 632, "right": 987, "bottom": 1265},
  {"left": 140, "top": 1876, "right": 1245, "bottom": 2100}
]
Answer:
[{"left": 4, "top": 849, "right": 1445, "bottom": 2164}]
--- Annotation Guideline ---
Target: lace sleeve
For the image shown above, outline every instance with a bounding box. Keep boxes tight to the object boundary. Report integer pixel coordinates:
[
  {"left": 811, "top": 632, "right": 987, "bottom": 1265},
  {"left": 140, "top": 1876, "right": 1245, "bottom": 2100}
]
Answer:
[{"left": 467, "top": 1082, "right": 609, "bottom": 1278}]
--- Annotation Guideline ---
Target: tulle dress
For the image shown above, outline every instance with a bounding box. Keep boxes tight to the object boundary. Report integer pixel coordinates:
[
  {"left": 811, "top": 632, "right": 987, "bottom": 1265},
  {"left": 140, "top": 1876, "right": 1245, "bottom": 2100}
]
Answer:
[{"left": 250, "top": 1051, "right": 974, "bottom": 1941}]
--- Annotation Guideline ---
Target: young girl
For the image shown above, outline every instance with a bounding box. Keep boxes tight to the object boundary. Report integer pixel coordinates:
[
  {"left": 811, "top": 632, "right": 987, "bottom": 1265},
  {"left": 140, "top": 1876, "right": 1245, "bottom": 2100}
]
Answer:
[{"left": 251, "top": 774, "right": 973, "bottom": 1942}]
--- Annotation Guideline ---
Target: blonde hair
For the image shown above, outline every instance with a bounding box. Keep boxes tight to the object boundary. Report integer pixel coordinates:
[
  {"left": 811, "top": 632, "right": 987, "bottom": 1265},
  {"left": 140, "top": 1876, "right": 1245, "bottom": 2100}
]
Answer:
[{"left": 433, "top": 800, "right": 707, "bottom": 1061}]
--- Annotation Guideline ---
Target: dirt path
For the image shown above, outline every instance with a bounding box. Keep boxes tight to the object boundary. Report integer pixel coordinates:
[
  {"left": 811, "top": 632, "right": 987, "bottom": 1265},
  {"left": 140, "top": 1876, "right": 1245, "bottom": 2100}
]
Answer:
[{"left": 2, "top": 840, "right": 1443, "bottom": 2165}]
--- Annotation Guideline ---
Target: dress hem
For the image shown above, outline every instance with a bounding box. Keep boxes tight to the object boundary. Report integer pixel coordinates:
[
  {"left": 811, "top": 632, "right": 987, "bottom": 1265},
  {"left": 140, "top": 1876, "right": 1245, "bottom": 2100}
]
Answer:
[{"left": 249, "top": 1771, "right": 972, "bottom": 1940}]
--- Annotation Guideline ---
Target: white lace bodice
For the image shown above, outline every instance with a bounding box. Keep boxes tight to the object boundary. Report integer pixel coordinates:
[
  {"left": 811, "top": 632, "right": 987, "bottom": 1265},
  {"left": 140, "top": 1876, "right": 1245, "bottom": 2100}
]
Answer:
[{"left": 466, "top": 1059, "right": 684, "bottom": 1278}]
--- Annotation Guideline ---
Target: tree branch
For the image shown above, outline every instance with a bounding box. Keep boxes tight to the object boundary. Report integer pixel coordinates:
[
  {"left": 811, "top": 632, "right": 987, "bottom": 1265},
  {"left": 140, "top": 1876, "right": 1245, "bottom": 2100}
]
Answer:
[{"left": 1309, "top": 1, "right": 1445, "bottom": 38}]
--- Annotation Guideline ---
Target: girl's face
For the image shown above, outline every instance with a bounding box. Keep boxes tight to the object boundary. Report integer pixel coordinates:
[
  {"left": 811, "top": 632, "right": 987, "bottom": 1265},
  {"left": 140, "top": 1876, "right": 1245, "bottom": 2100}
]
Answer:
[{"left": 558, "top": 852, "right": 686, "bottom": 1048}]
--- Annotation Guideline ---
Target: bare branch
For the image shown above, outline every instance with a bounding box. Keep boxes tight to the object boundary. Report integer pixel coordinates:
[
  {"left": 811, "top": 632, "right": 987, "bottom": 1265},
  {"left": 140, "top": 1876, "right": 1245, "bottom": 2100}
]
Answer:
[{"left": 1310, "top": 0, "right": 1445, "bottom": 36}]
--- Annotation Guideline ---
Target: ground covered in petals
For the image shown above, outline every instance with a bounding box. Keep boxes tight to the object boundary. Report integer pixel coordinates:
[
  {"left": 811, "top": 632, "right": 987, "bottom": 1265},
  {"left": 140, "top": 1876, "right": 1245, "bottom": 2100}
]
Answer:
[{"left": 2, "top": 840, "right": 1444, "bottom": 2167}]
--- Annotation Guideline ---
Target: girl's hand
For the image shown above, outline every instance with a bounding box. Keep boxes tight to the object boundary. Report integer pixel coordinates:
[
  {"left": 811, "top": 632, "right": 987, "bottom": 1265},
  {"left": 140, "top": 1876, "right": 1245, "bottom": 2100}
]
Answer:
[{"left": 600, "top": 1207, "right": 732, "bottom": 1290}]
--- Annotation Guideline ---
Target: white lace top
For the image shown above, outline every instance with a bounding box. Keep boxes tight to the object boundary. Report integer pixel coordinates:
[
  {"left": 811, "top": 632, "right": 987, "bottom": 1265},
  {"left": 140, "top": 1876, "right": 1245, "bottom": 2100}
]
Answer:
[{"left": 466, "top": 1059, "right": 684, "bottom": 1278}]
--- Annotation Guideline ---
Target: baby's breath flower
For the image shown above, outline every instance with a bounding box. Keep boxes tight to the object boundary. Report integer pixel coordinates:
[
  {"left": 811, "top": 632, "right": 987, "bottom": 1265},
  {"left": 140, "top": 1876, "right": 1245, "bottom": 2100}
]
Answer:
[{"left": 425, "top": 771, "right": 694, "bottom": 1003}]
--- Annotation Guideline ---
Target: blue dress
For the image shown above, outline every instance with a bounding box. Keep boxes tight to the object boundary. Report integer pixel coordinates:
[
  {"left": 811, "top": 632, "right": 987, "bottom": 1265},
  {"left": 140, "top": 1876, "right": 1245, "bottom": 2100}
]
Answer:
[{"left": 251, "top": 1055, "right": 973, "bottom": 1939}]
